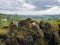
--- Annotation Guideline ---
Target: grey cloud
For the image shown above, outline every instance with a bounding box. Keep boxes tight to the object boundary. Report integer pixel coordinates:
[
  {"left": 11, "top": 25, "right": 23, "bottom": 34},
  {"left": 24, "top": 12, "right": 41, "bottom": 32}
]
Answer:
[
  {"left": 0, "top": 0, "right": 60, "bottom": 11},
  {"left": 26, "top": 0, "right": 60, "bottom": 10}
]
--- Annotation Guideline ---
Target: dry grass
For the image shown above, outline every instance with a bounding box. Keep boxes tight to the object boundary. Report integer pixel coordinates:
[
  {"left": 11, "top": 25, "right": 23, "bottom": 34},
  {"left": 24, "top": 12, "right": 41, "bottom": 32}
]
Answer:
[{"left": 0, "top": 28, "right": 9, "bottom": 35}]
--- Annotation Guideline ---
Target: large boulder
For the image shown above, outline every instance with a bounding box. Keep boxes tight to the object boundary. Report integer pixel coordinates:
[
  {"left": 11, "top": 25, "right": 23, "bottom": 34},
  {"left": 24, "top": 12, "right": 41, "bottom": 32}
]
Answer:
[{"left": 39, "top": 21, "right": 60, "bottom": 45}]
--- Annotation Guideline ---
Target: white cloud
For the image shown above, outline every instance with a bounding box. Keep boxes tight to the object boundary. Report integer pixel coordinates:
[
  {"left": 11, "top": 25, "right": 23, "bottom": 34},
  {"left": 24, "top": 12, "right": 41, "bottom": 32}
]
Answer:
[
  {"left": 0, "top": 10, "right": 16, "bottom": 14},
  {"left": 0, "top": 0, "right": 36, "bottom": 11},
  {"left": 22, "top": 3, "right": 36, "bottom": 10},
  {"left": 0, "top": 0, "right": 60, "bottom": 15},
  {"left": 16, "top": 0, "right": 36, "bottom": 10},
  {"left": 57, "top": 0, "right": 60, "bottom": 3},
  {"left": 17, "top": 0, "right": 25, "bottom": 3},
  {"left": 0, "top": 6, "right": 60, "bottom": 15},
  {"left": 44, "top": 6, "right": 60, "bottom": 14}
]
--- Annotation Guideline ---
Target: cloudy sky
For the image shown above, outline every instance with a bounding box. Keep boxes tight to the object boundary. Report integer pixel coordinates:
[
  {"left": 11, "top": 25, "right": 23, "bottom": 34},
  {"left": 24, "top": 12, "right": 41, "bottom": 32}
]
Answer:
[{"left": 0, "top": 0, "right": 60, "bottom": 15}]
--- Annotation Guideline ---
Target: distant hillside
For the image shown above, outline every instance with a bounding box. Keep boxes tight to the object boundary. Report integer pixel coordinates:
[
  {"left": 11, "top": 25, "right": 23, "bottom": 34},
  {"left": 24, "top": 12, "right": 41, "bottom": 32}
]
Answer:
[
  {"left": 0, "top": 13, "right": 7, "bottom": 19},
  {"left": 0, "top": 13, "right": 60, "bottom": 20},
  {"left": 0, "top": 14, "right": 22, "bottom": 21},
  {"left": 16, "top": 15, "right": 60, "bottom": 20}
]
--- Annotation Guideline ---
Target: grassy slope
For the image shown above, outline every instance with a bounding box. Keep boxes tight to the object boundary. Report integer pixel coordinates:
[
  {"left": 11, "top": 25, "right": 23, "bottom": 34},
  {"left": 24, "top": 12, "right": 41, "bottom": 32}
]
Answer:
[
  {"left": 0, "top": 14, "right": 10, "bottom": 28},
  {"left": 0, "top": 13, "right": 60, "bottom": 28}
]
